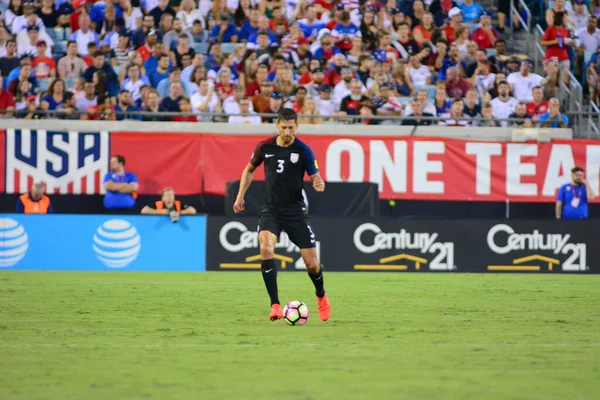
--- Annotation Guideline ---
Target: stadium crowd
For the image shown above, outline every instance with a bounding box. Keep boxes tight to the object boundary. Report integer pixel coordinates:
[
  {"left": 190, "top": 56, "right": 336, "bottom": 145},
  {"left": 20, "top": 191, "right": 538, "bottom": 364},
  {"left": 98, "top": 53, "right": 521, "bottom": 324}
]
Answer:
[{"left": 0, "top": 0, "right": 598, "bottom": 126}]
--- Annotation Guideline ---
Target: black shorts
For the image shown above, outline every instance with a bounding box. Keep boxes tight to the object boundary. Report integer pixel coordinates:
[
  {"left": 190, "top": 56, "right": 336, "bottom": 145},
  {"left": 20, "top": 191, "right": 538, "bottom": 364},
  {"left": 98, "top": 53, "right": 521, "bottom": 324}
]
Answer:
[{"left": 258, "top": 209, "right": 316, "bottom": 249}]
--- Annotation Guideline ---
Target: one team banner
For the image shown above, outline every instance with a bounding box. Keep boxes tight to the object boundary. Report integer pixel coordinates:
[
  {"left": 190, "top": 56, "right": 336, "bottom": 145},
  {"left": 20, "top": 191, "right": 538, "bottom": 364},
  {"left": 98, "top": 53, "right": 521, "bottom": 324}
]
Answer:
[
  {"left": 2, "top": 129, "right": 599, "bottom": 202},
  {"left": 206, "top": 217, "right": 599, "bottom": 273}
]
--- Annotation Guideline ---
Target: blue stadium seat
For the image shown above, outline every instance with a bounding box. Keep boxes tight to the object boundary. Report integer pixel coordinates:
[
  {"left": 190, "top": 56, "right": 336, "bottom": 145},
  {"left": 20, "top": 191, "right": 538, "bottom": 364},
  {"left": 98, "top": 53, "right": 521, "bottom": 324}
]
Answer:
[
  {"left": 487, "top": 49, "right": 497, "bottom": 57},
  {"left": 47, "top": 29, "right": 58, "bottom": 40},
  {"left": 53, "top": 40, "right": 67, "bottom": 55},
  {"left": 64, "top": 27, "right": 72, "bottom": 38},
  {"left": 38, "top": 78, "right": 50, "bottom": 93},
  {"left": 221, "top": 43, "right": 241, "bottom": 54},
  {"left": 194, "top": 43, "right": 209, "bottom": 55},
  {"left": 464, "top": 23, "right": 479, "bottom": 33},
  {"left": 396, "top": 97, "right": 413, "bottom": 106},
  {"left": 413, "top": 85, "right": 436, "bottom": 100}
]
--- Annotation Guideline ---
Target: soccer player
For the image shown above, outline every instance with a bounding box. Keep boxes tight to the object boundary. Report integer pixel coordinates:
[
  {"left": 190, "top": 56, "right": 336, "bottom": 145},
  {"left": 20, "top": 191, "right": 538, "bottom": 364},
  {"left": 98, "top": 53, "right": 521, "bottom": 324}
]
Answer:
[{"left": 233, "top": 108, "right": 331, "bottom": 322}]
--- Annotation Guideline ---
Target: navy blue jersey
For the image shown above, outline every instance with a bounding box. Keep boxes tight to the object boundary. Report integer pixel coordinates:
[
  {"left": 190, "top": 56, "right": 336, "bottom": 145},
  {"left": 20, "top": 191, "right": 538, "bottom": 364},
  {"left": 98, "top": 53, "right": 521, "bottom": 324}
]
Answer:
[{"left": 250, "top": 136, "right": 319, "bottom": 211}]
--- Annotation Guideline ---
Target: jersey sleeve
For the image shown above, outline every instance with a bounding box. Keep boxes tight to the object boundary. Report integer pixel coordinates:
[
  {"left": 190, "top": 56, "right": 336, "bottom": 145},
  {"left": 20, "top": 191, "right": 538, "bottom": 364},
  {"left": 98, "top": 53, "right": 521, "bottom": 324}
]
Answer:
[
  {"left": 305, "top": 147, "right": 319, "bottom": 176},
  {"left": 556, "top": 185, "right": 565, "bottom": 201},
  {"left": 250, "top": 141, "right": 265, "bottom": 167},
  {"left": 103, "top": 172, "right": 112, "bottom": 183}
]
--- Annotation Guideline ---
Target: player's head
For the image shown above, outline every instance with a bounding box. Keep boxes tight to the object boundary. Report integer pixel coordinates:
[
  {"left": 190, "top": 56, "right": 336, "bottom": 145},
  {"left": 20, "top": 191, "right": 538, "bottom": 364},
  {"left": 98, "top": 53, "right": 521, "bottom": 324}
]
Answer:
[{"left": 276, "top": 108, "right": 298, "bottom": 145}]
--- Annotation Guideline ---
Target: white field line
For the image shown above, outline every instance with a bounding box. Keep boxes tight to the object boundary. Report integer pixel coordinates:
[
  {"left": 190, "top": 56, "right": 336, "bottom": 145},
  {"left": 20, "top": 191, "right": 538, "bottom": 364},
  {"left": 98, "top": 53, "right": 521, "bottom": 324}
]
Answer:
[{"left": 1, "top": 343, "right": 599, "bottom": 349}]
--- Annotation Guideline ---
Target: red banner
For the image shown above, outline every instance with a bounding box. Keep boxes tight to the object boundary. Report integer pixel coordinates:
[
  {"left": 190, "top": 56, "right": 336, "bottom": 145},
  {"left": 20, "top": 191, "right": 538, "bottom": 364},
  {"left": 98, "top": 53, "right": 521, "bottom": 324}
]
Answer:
[{"left": 3, "top": 128, "right": 599, "bottom": 202}]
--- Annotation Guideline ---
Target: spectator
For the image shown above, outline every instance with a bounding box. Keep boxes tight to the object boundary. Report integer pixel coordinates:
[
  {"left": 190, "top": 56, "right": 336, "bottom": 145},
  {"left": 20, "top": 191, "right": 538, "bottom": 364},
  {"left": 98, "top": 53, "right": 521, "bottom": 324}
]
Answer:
[
  {"left": 191, "top": 19, "right": 209, "bottom": 43},
  {"left": 132, "top": 14, "right": 160, "bottom": 49},
  {"left": 433, "top": 86, "right": 451, "bottom": 115},
  {"left": 40, "top": 78, "right": 66, "bottom": 112},
  {"left": 182, "top": 53, "right": 205, "bottom": 84},
  {"left": 298, "top": 5, "right": 326, "bottom": 40},
  {"left": 313, "top": 84, "right": 336, "bottom": 118},
  {"left": 145, "top": 42, "right": 173, "bottom": 74},
  {"left": 252, "top": 80, "right": 274, "bottom": 113},
  {"left": 122, "top": 64, "right": 150, "bottom": 103},
  {"left": 114, "top": 90, "right": 142, "bottom": 120},
  {"left": 76, "top": 80, "right": 98, "bottom": 112},
  {"left": 12, "top": 1, "right": 46, "bottom": 35},
  {"left": 313, "top": 31, "right": 341, "bottom": 60},
  {"left": 459, "top": 0, "right": 484, "bottom": 22},
  {"left": 372, "top": 82, "right": 403, "bottom": 118},
  {"left": 82, "top": 51, "right": 119, "bottom": 95},
  {"left": 575, "top": 16, "right": 600, "bottom": 72},
  {"left": 403, "top": 89, "right": 437, "bottom": 116},
  {"left": 445, "top": 66, "right": 471, "bottom": 98},
  {"left": 324, "top": 54, "right": 347, "bottom": 86},
  {"left": 160, "top": 80, "right": 184, "bottom": 111},
  {"left": 238, "top": 7, "right": 261, "bottom": 42},
  {"left": 507, "top": 60, "right": 545, "bottom": 101},
  {"left": 539, "top": 97, "right": 569, "bottom": 128},
  {"left": 158, "top": 13, "right": 174, "bottom": 39},
  {"left": 170, "top": 33, "right": 195, "bottom": 67},
  {"left": 412, "top": 12, "right": 435, "bottom": 47},
  {"left": 471, "top": 13, "right": 498, "bottom": 49},
  {"left": 463, "top": 89, "right": 481, "bottom": 117},
  {"left": 137, "top": 29, "right": 160, "bottom": 63},
  {"left": 556, "top": 166, "right": 596, "bottom": 220},
  {"left": 142, "top": 89, "right": 170, "bottom": 121},
  {"left": 177, "top": 0, "right": 204, "bottom": 30},
  {"left": 215, "top": 67, "right": 235, "bottom": 101},
  {"left": 304, "top": 67, "right": 326, "bottom": 98},
  {"left": 509, "top": 102, "right": 534, "bottom": 127},
  {"left": 103, "top": 155, "right": 139, "bottom": 212},
  {"left": 163, "top": 18, "right": 195, "bottom": 50},
  {"left": 407, "top": 54, "right": 432, "bottom": 87},
  {"left": 173, "top": 97, "right": 197, "bottom": 122},
  {"left": 228, "top": 96, "right": 261, "bottom": 124},
  {"left": 572, "top": 0, "right": 591, "bottom": 32},
  {"left": 70, "top": 14, "right": 100, "bottom": 57},
  {"left": 16, "top": 182, "right": 53, "bottom": 213},
  {"left": 0, "top": 40, "right": 19, "bottom": 78},
  {"left": 395, "top": 22, "right": 422, "bottom": 61},
  {"left": 0, "top": 77, "right": 16, "bottom": 118},
  {"left": 355, "top": 103, "right": 377, "bottom": 125},
  {"left": 487, "top": 42, "right": 507, "bottom": 75},
  {"left": 541, "top": 13, "right": 573, "bottom": 67},
  {"left": 477, "top": 101, "right": 501, "bottom": 127},
  {"left": 210, "top": 13, "right": 239, "bottom": 43},
  {"left": 546, "top": 0, "right": 572, "bottom": 28},
  {"left": 429, "top": 0, "right": 458, "bottom": 27},
  {"left": 57, "top": 92, "right": 82, "bottom": 120},
  {"left": 285, "top": 86, "right": 307, "bottom": 113},
  {"left": 223, "top": 84, "right": 255, "bottom": 114},
  {"left": 469, "top": 60, "right": 496, "bottom": 98},
  {"left": 100, "top": 11, "right": 122, "bottom": 49},
  {"left": 191, "top": 78, "right": 219, "bottom": 121},
  {"left": 83, "top": 94, "right": 116, "bottom": 120},
  {"left": 333, "top": 67, "right": 359, "bottom": 107},
  {"left": 18, "top": 26, "right": 48, "bottom": 57},
  {"left": 247, "top": 16, "right": 278, "bottom": 46},
  {"left": 157, "top": 67, "right": 191, "bottom": 97},
  {"left": 439, "top": 97, "right": 470, "bottom": 126},
  {"left": 58, "top": 41, "right": 88, "bottom": 79},
  {"left": 31, "top": 41, "right": 56, "bottom": 78},
  {"left": 121, "top": 0, "right": 143, "bottom": 31},
  {"left": 141, "top": 186, "right": 197, "bottom": 220},
  {"left": 340, "top": 79, "right": 369, "bottom": 115},
  {"left": 402, "top": 97, "right": 435, "bottom": 126},
  {"left": 490, "top": 80, "right": 518, "bottom": 126},
  {"left": 18, "top": 95, "right": 43, "bottom": 119},
  {"left": 148, "top": 54, "right": 171, "bottom": 88},
  {"left": 526, "top": 86, "right": 549, "bottom": 118},
  {"left": 587, "top": 56, "right": 600, "bottom": 105},
  {"left": 9, "top": 63, "right": 37, "bottom": 96},
  {"left": 150, "top": 0, "right": 176, "bottom": 27},
  {"left": 373, "top": 31, "right": 400, "bottom": 65}
]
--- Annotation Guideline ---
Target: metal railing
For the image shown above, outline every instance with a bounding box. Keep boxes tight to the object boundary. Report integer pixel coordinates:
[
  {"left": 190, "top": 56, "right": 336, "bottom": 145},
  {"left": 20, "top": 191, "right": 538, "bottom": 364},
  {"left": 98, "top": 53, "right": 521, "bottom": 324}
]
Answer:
[
  {"left": 510, "top": 0, "right": 533, "bottom": 54},
  {"left": 534, "top": 24, "right": 545, "bottom": 76},
  {"left": 586, "top": 102, "right": 600, "bottom": 138}
]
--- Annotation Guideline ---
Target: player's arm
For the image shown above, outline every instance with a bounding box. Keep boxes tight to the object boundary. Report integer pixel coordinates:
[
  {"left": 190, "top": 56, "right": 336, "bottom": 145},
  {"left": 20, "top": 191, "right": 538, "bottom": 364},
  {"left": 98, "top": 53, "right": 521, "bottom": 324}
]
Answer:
[
  {"left": 310, "top": 172, "right": 325, "bottom": 192},
  {"left": 305, "top": 146, "right": 324, "bottom": 192},
  {"left": 234, "top": 163, "right": 257, "bottom": 213}
]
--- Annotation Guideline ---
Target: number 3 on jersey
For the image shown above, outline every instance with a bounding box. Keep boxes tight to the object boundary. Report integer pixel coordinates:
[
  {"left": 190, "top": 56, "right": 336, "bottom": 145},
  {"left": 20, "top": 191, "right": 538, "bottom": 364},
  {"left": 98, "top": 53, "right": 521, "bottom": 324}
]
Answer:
[{"left": 276, "top": 159, "right": 285, "bottom": 173}]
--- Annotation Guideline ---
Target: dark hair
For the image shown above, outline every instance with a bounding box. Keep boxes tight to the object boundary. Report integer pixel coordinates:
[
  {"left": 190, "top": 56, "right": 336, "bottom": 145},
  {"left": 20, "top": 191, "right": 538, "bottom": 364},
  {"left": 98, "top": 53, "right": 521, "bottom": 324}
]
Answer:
[
  {"left": 295, "top": 86, "right": 307, "bottom": 94},
  {"left": 93, "top": 70, "right": 107, "bottom": 97},
  {"left": 64, "top": 92, "right": 74, "bottom": 102},
  {"left": 158, "top": 54, "right": 169, "bottom": 61},
  {"left": 495, "top": 39, "right": 506, "bottom": 45},
  {"left": 452, "top": 97, "right": 463, "bottom": 105},
  {"left": 572, "top": 166, "right": 584, "bottom": 174},
  {"left": 67, "top": 40, "right": 77, "bottom": 47},
  {"left": 498, "top": 80, "right": 510, "bottom": 87},
  {"left": 112, "top": 155, "right": 126, "bottom": 165},
  {"left": 277, "top": 108, "right": 298, "bottom": 123},
  {"left": 93, "top": 50, "right": 104, "bottom": 58}
]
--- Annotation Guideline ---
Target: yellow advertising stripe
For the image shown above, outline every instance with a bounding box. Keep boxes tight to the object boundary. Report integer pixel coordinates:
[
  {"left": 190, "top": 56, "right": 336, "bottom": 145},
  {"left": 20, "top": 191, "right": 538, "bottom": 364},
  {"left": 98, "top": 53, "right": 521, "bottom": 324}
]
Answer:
[
  {"left": 379, "top": 254, "right": 428, "bottom": 264},
  {"left": 487, "top": 265, "right": 541, "bottom": 271},
  {"left": 219, "top": 263, "right": 262, "bottom": 269},
  {"left": 512, "top": 255, "right": 560, "bottom": 265},
  {"left": 354, "top": 265, "right": 408, "bottom": 271}
]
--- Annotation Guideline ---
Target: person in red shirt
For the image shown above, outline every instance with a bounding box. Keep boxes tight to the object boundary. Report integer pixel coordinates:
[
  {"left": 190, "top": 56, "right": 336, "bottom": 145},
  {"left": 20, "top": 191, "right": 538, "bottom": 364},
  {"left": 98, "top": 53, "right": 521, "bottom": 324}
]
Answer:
[
  {"left": 445, "top": 66, "right": 471, "bottom": 98},
  {"left": 137, "top": 30, "right": 158, "bottom": 62},
  {"left": 32, "top": 41, "right": 57, "bottom": 78},
  {"left": 471, "top": 13, "right": 499, "bottom": 49},
  {"left": 324, "top": 53, "right": 347, "bottom": 86},
  {"left": 444, "top": 7, "right": 464, "bottom": 44},
  {"left": 0, "top": 77, "right": 16, "bottom": 118},
  {"left": 83, "top": 95, "right": 116, "bottom": 120},
  {"left": 70, "top": 0, "right": 86, "bottom": 32},
  {"left": 286, "top": 86, "right": 307, "bottom": 113},
  {"left": 245, "top": 64, "right": 269, "bottom": 97},
  {"left": 269, "top": 6, "right": 289, "bottom": 33},
  {"left": 541, "top": 15, "right": 572, "bottom": 65},
  {"left": 526, "top": 86, "right": 549, "bottom": 118},
  {"left": 173, "top": 97, "right": 198, "bottom": 122},
  {"left": 83, "top": 43, "right": 97, "bottom": 66},
  {"left": 215, "top": 68, "right": 234, "bottom": 102},
  {"left": 314, "top": 0, "right": 337, "bottom": 18}
]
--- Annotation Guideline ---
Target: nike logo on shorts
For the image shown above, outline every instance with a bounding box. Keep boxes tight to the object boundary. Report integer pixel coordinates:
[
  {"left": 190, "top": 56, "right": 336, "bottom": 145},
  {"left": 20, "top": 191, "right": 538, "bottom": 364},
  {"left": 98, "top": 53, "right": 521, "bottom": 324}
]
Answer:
[
  {"left": 265, "top": 154, "right": 274, "bottom": 158},
  {"left": 265, "top": 268, "right": 273, "bottom": 273}
]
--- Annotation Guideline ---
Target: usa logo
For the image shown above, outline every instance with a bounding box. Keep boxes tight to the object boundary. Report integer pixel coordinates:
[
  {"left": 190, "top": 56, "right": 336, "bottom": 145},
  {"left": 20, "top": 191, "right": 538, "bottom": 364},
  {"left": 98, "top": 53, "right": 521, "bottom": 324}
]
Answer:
[
  {"left": 290, "top": 153, "right": 299, "bottom": 164},
  {"left": 6, "top": 129, "right": 110, "bottom": 194}
]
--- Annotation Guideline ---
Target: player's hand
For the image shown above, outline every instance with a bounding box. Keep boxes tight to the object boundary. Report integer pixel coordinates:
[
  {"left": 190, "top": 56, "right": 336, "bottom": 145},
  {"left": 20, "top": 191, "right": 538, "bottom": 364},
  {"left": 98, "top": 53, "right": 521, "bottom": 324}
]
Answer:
[
  {"left": 313, "top": 178, "right": 325, "bottom": 192},
  {"left": 233, "top": 198, "right": 245, "bottom": 213}
]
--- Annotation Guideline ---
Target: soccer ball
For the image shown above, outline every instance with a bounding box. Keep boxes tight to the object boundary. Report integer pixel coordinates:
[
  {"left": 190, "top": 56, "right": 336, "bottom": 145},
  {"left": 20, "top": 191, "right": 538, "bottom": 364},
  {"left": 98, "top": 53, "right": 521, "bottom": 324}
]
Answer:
[{"left": 283, "top": 301, "right": 309, "bottom": 326}]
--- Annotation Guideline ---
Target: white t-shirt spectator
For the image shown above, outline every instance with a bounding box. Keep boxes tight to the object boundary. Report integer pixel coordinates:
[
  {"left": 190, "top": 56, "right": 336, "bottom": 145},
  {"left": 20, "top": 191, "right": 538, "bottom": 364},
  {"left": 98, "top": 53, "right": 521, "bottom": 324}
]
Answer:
[
  {"left": 403, "top": 102, "right": 437, "bottom": 116},
  {"left": 70, "top": 29, "right": 100, "bottom": 57},
  {"left": 190, "top": 91, "right": 219, "bottom": 121},
  {"left": 228, "top": 114, "right": 262, "bottom": 124},
  {"left": 177, "top": 9, "right": 205, "bottom": 30},
  {"left": 490, "top": 96, "right": 519, "bottom": 127},
  {"left": 507, "top": 72, "right": 544, "bottom": 101},
  {"left": 575, "top": 27, "right": 600, "bottom": 52},
  {"left": 17, "top": 42, "right": 52, "bottom": 58},
  {"left": 332, "top": 81, "right": 368, "bottom": 110},
  {"left": 76, "top": 96, "right": 98, "bottom": 112},
  {"left": 122, "top": 77, "right": 151, "bottom": 102},
  {"left": 407, "top": 65, "right": 432, "bottom": 86},
  {"left": 314, "top": 97, "right": 337, "bottom": 116},
  {"left": 438, "top": 113, "right": 471, "bottom": 126},
  {"left": 11, "top": 15, "right": 46, "bottom": 34},
  {"left": 123, "top": 8, "right": 144, "bottom": 31},
  {"left": 222, "top": 97, "right": 255, "bottom": 114},
  {"left": 473, "top": 73, "right": 496, "bottom": 98}
]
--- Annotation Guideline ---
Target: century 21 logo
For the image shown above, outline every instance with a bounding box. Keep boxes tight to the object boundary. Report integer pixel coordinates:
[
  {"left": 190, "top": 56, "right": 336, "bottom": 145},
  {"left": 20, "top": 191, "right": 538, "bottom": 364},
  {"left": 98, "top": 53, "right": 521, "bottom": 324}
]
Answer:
[
  {"left": 353, "top": 223, "right": 455, "bottom": 271},
  {"left": 487, "top": 224, "right": 587, "bottom": 272}
]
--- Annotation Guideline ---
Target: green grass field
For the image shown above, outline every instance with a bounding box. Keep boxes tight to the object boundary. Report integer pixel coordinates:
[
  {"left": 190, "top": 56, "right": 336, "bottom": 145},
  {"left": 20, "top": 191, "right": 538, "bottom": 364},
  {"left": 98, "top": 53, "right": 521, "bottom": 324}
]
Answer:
[{"left": 1, "top": 272, "right": 599, "bottom": 399}]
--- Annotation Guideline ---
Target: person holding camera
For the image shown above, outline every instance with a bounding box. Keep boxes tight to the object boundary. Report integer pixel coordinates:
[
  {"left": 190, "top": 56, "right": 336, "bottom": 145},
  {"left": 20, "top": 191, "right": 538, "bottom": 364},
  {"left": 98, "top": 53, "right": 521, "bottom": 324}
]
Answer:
[{"left": 141, "top": 187, "right": 197, "bottom": 222}]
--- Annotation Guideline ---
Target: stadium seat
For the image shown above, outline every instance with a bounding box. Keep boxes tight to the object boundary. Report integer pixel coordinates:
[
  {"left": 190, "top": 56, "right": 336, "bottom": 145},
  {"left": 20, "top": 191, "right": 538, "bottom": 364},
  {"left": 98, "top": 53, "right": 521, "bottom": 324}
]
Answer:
[
  {"left": 221, "top": 43, "right": 241, "bottom": 54},
  {"left": 53, "top": 40, "right": 67, "bottom": 55},
  {"left": 64, "top": 27, "right": 72, "bottom": 38},
  {"left": 464, "top": 23, "right": 479, "bottom": 33},
  {"left": 47, "top": 29, "right": 58, "bottom": 40},
  {"left": 413, "top": 85, "right": 436, "bottom": 100},
  {"left": 487, "top": 49, "right": 497, "bottom": 57},
  {"left": 194, "top": 43, "right": 209, "bottom": 55},
  {"left": 396, "top": 97, "right": 413, "bottom": 106},
  {"left": 38, "top": 78, "right": 50, "bottom": 93}
]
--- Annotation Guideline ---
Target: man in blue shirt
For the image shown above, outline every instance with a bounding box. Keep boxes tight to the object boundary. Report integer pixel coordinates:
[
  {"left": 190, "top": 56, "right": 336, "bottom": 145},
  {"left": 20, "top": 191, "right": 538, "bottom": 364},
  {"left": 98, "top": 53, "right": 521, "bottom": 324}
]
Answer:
[
  {"left": 556, "top": 166, "right": 596, "bottom": 220},
  {"left": 238, "top": 8, "right": 260, "bottom": 42},
  {"left": 459, "top": 0, "right": 484, "bottom": 22},
  {"left": 297, "top": 5, "right": 326, "bottom": 40},
  {"left": 539, "top": 98, "right": 569, "bottom": 128},
  {"left": 210, "top": 14, "right": 238, "bottom": 43},
  {"left": 114, "top": 90, "right": 142, "bottom": 121},
  {"left": 103, "top": 155, "right": 139, "bottom": 211}
]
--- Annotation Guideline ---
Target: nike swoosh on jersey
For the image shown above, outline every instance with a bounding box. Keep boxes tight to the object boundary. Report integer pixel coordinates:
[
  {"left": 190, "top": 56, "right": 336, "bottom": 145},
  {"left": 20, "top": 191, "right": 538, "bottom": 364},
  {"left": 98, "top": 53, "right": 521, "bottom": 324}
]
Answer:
[
  {"left": 265, "top": 154, "right": 274, "bottom": 158},
  {"left": 264, "top": 268, "right": 273, "bottom": 273}
]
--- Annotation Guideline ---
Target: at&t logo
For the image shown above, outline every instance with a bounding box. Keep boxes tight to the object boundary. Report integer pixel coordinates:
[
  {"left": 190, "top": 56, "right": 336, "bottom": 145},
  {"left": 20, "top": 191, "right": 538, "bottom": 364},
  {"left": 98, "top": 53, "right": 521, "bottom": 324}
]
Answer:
[
  {"left": 0, "top": 218, "right": 29, "bottom": 267},
  {"left": 93, "top": 219, "right": 141, "bottom": 268}
]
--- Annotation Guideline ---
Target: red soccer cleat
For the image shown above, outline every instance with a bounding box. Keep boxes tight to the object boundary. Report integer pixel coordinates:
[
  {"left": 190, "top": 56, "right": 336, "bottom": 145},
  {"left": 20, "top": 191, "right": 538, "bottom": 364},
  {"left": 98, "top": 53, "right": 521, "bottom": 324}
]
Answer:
[
  {"left": 317, "top": 294, "right": 331, "bottom": 321},
  {"left": 269, "top": 304, "right": 283, "bottom": 321}
]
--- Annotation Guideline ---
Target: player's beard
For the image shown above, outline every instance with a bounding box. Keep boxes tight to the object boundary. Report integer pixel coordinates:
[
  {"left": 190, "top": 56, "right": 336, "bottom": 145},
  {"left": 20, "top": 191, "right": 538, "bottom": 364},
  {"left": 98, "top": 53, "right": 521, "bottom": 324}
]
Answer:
[{"left": 280, "top": 133, "right": 294, "bottom": 144}]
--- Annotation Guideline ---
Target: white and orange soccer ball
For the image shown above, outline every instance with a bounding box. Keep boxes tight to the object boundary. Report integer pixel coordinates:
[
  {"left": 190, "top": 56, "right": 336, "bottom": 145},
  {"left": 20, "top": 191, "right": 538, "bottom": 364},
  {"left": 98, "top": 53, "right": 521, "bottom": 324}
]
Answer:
[{"left": 283, "top": 301, "right": 309, "bottom": 326}]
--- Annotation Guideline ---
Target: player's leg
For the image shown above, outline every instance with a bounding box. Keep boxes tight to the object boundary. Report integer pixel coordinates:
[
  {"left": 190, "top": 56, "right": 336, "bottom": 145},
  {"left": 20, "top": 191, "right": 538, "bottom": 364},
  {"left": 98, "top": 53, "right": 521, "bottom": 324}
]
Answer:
[
  {"left": 283, "top": 217, "right": 331, "bottom": 321},
  {"left": 258, "top": 212, "right": 283, "bottom": 320}
]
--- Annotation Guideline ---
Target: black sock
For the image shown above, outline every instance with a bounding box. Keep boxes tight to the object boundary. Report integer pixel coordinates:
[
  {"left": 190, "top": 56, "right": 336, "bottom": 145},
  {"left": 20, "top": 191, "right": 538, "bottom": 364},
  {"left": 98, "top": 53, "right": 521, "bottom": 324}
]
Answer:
[
  {"left": 261, "top": 259, "right": 279, "bottom": 305},
  {"left": 308, "top": 265, "right": 325, "bottom": 298}
]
